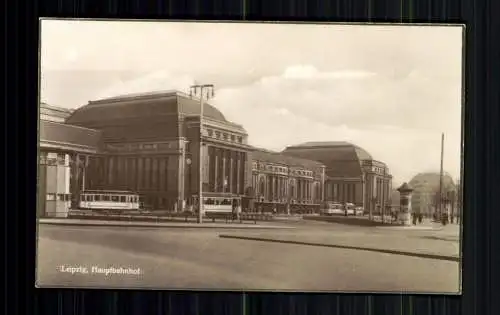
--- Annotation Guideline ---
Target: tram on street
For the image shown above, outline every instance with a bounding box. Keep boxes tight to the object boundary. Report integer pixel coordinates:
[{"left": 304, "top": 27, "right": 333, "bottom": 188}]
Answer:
[
  {"left": 78, "top": 190, "right": 141, "bottom": 212},
  {"left": 192, "top": 195, "right": 241, "bottom": 214},
  {"left": 320, "top": 202, "right": 344, "bottom": 215}
]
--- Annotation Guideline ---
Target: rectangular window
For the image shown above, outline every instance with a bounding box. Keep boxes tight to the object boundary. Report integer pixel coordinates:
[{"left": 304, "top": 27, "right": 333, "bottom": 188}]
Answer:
[
  {"left": 108, "top": 157, "right": 114, "bottom": 185},
  {"left": 158, "top": 159, "right": 165, "bottom": 191},
  {"left": 120, "top": 196, "right": 126, "bottom": 202},
  {"left": 103, "top": 195, "right": 111, "bottom": 201},
  {"left": 151, "top": 158, "right": 159, "bottom": 190},
  {"left": 144, "top": 158, "right": 151, "bottom": 189},
  {"left": 111, "top": 196, "right": 119, "bottom": 202},
  {"left": 95, "top": 195, "right": 102, "bottom": 201},
  {"left": 137, "top": 158, "right": 144, "bottom": 189},
  {"left": 130, "top": 158, "right": 137, "bottom": 190},
  {"left": 46, "top": 193, "right": 56, "bottom": 201}
]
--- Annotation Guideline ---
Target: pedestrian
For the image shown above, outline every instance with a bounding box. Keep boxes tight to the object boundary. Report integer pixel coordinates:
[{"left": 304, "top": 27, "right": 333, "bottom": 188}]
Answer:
[{"left": 418, "top": 213, "right": 423, "bottom": 224}]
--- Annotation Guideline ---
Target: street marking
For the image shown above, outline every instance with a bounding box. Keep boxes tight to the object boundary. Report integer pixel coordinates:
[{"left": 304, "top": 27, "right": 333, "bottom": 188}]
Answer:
[{"left": 219, "top": 235, "right": 460, "bottom": 263}]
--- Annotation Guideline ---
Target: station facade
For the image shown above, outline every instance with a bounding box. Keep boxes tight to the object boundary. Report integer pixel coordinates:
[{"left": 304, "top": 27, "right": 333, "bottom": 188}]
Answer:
[
  {"left": 38, "top": 91, "right": 393, "bottom": 216},
  {"left": 282, "top": 142, "right": 393, "bottom": 213},
  {"left": 249, "top": 148, "right": 326, "bottom": 213}
]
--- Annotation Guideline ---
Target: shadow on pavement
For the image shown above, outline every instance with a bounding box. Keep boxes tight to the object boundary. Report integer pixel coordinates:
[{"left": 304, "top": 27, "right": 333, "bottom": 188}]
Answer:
[{"left": 219, "top": 234, "right": 460, "bottom": 263}]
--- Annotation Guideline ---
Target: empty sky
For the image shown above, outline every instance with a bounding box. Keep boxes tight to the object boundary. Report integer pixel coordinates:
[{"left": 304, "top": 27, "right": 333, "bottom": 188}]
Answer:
[{"left": 40, "top": 20, "right": 464, "bottom": 185}]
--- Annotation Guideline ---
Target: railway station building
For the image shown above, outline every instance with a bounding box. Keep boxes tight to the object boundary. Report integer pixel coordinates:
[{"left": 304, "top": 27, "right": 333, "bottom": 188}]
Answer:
[
  {"left": 282, "top": 142, "right": 393, "bottom": 214},
  {"left": 249, "top": 148, "right": 325, "bottom": 214},
  {"left": 63, "top": 91, "right": 251, "bottom": 212},
  {"left": 37, "top": 90, "right": 392, "bottom": 216}
]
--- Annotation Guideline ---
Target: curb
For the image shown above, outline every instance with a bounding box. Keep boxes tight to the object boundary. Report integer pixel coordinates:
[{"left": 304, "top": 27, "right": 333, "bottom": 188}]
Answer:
[
  {"left": 38, "top": 220, "right": 293, "bottom": 230},
  {"left": 219, "top": 235, "right": 460, "bottom": 262}
]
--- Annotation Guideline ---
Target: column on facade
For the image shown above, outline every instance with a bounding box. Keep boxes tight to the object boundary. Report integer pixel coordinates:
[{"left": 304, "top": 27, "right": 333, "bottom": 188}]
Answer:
[
  {"left": 296, "top": 179, "right": 300, "bottom": 200},
  {"left": 309, "top": 180, "right": 312, "bottom": 201},
  {"left": 273, "top": 176, "right": 277, "bottom": 201},
  {"left": 235, "top": 152, "right": 240, "bottom": 195},
  {"left": 307, "top": 180, "right": 310, "bottom": 201},
  {"left": 221, "top": 149, "right": 226, "bottom": 193},
  {"left": 305, "top": 179, "right": 308, "bottom": 201},
  {"left": 213, "top": 149, "right": 219, "bottom": 192},
  {"left": 301, "top": 179, "right": 304, "bottom": 200},
  {"left": 285, "top": 176, "right": 290, "bottom": 201},
  {"left": 270, "top": 176, "right": 274, "bottom": 200},
  {"left": 229, "top": 151, "right": 234, "bottom": 194},
  {"left": 281, "top": 177, "right": 285, "bottom": 200},
  {"left": 302, "top": 179, "right": 306, "bottom": 202},
  {"left": 302, "top": 179, "right": 306, "bottom": 201},
  {"left": 361, "top": 176, "right": 366, "bottom": 209}
]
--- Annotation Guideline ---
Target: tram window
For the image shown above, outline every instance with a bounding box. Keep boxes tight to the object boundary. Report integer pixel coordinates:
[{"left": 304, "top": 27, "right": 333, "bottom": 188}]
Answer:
[
  {"left": 95, "top": 195, "right": 102, "bottom": 201},
  {"left": 111, "top": 196, "right": 119, "bottom": 202},
  {"left": 119, "top": 196, "right": 126, "bottom": 202},
  {"left": 103, "top": 195, "right": 111, "bottom": 201},
  {"left": 206, "top": 198, "right": 214, "bottom": 205},
  {"left": 215, "top": 199, "right": 220, "bottom": 205},
  {"left": 57, "top": 194, "right": 65, "bottom": 201}
]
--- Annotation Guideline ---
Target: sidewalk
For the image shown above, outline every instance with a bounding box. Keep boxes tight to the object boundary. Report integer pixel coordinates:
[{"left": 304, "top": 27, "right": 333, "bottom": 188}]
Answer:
[
  {"left": 377, "top": 219, "right": 461, "bottom": 232},
  {"left": 38, "top": 218, "right": 293, "bottom": 230}
]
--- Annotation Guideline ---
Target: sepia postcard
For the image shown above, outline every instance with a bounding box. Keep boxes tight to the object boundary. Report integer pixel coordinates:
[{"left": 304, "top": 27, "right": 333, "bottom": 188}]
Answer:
[{"left": 36, "top": 20, "right": 464, "bottom": 294}]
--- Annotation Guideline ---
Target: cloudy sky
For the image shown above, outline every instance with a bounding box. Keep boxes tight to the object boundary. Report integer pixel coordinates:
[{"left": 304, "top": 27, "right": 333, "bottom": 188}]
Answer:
[{"left": 40, "top": 20, "right": 464, "bottom": 185}]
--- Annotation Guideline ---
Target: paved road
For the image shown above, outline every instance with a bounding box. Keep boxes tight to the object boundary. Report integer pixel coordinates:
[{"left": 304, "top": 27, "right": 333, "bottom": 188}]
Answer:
[{"left": 36, "top": 220, "right": 460, "bottom": 293}]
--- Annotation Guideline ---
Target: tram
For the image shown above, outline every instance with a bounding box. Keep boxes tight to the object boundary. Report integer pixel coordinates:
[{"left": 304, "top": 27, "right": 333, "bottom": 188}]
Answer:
[
  {"left": 192, "top": 195, "right": 241, "bottom": 214},
  {"left": 78, "top": 190, "right": 141, "bottom": 212},
  {"left": 320, "top": 202, "right": 344, "bottom": 215}
]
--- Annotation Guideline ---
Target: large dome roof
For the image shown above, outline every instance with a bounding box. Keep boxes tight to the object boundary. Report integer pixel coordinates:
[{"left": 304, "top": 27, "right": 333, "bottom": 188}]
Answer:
[
  {"left": 282, "top": 141, "right": 375, "bottom": 178},
  {"left": 286, "top": 141, "right": 373, "bottom": 160},
  {"left": 65, "top": 90, "right": 227, "bottom": 127}
]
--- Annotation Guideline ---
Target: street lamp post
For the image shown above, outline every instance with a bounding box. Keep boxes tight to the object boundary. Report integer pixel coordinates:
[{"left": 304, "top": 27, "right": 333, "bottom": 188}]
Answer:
[{"left": 190, "top": 84, "right": 215, "bottom": 224}]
